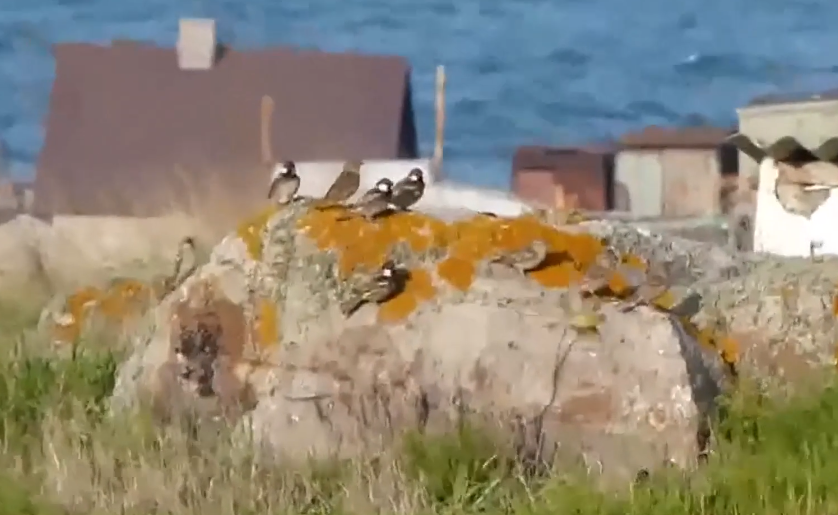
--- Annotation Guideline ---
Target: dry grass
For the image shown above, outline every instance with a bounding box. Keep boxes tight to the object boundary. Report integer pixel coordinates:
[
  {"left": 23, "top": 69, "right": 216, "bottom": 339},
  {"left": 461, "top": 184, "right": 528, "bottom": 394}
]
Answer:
[{"left": 2, "top": 289, "right": 838, "bottom": 514}]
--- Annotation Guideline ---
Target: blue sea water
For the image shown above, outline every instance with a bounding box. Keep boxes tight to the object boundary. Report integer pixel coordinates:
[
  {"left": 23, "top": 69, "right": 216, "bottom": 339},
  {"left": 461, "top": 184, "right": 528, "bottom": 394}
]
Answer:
[{"left": 1, "top": 0, "right": 838, "bottom": 189}]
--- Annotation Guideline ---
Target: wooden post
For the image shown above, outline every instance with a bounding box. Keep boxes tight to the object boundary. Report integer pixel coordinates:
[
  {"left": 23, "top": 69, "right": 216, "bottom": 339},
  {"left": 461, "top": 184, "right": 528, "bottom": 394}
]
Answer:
[
  {"left": 554, "top": 184, "right": 566, "bottom": 210},
  {"left": 432, "top": 65, "right": 446, "bottom": 181}
]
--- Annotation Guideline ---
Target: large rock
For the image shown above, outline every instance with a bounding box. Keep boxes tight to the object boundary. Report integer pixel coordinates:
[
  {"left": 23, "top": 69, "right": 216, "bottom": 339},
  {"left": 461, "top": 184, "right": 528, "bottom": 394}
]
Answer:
[
  {"left": 110, "top": 201, "right": 733, "bottom": 478},
  {"left": 0, "top": 213, "right": 199, "bottom": 299},
  {"left": 0, "top": 215, "right": 53, "bottom": 300},
  {"left": 587, "top": 218, "right": 838, "bottom": 390}
]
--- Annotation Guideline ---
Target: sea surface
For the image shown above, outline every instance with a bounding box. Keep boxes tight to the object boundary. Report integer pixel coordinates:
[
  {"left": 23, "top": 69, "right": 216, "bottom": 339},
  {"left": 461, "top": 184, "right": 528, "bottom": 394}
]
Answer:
[{"left": 1, "top": 0, "right": 838, "bottom": 188}]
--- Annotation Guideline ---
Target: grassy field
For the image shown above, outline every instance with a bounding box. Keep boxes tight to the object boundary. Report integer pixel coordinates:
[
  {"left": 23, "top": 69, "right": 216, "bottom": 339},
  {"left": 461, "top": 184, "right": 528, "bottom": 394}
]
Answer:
[{"left": 1, "top": 297, "right": 837, "bottom": 514}]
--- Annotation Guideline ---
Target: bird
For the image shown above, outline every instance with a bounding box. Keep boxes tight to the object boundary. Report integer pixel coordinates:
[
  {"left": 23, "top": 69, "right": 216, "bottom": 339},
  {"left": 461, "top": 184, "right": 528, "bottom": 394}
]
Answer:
[
  {"left": 322, "top": 160, "right": 363, "bottom": 203},
  {"left": 620, "top": 269, "right": 670, "bottom": 312},
  {"left": 155, "top": 236, "right": 198, "bottom": 300},
  {"left": 336, "top": 180, "right": 395, "bottom": 222},
  {"left": 352, "top": 178, "right": 394, "bottom": 207},
  {"left": 267, "top": 160, "right": 301, "bottom": 205},
  {"left": 579, "top": 246, "right": 621, "bottom": 294},
  {"left": 389, "top": 168, "right": 425, "bottom": 211},
  {"left": 665, "top": 291, "right": 703, "bottom": 319},
  {"left": 810, "top": 240, "right": 824, "bottom": 262},
  {"left": 561, "top": 283, "right": 604, "bottom": 333},
  {"left": 340, "top": 260, "right": 404, "bottom": 317},
  {"left": 170, "top": 236, "right": 198, "bottom": 288},
  {"left": 489, "top": 240, "right": 548, "bottom": 273}
]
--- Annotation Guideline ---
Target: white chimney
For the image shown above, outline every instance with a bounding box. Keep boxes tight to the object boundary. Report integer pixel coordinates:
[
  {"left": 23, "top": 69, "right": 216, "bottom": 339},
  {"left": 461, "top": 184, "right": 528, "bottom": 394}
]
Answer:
[{"left": 177, "top": 18, "right": 217, "bottom": 70}]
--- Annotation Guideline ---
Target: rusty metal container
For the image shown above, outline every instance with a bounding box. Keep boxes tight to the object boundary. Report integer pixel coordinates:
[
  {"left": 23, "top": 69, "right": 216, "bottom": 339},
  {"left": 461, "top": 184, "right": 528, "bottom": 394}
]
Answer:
[{"left": 511, "top": 145, "right": 615, "bottom": 211}]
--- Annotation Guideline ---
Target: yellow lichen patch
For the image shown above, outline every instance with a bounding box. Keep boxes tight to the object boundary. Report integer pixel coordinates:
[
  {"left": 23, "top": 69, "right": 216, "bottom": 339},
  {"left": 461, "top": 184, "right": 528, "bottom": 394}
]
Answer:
[
  {"left": 621, "top": 253, "right": 647, "bottom": 271},
  {"left": 254, "top": 298, "right": 280, "bottom": 349},
  {"left": 559, "top": 233, "right": 604, "bottom": 270},
  {"left": 605, "top": 272, "right": 633, "bottom": 297},
  {"left": 717, "top": 336, "right": 740, "bottom": 365},
  {"left": 98, "top": 279, "right": 153, "bottom": 320},
  {"left": 405, "top": 268, "right": 436, "bottom": 301},
  {"left": 650, "top": 290, "right": 676, "bottom": 310},
  {"left": 437, "top": 257, "right": 476, "bottom": 291},
  {"left": 682, "top": 320, "right": 739, "bottom": 366},
  {"left": 65, "top": 286, "right": 103, "bottom": 326},
  {"left": 529, "top": 261, "right": 582, "bottom": 289},
  {"left": 833, "top": 293, "right": 838, "bottom": 316},
  {"left": 377, "top": 292, "right": 419, "bottom": 324},
  {"left": 237, "top": 205, "right": 280, "bottom": 260},
  {"left": 298, "top": 207, "right": 441, "bottom": 277}
]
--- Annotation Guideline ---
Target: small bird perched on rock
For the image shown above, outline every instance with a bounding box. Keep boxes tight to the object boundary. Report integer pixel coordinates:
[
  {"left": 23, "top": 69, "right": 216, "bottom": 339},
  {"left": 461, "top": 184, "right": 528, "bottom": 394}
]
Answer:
[
  {"left": 353, "top": 178, "right": 394, "bottom": 207},
  {"left": 340, "top": 260, "right": 404, "bottom": 317},
  {"left": 579, "top": 246, "right": 621, "bottom": 294},
  {"left": 620, "top": 269, "right": 670, "bottom": 312},
  {"left": 336, "top": 179, "right": 395, "bottom": 222},
  {"left": 389, "top": 168, "right": 425, "bottom": 211},
  {"left": 665, "top": 290, "right": 703, "bottom": 319},
  {"left": 489, "top": 240, "right": 548, "bottom": 273},
  {"left": 267, "top": 160, "right": 300, "bottom": 205},
  {"left": 147, "top": 236, "right": 198, "bottom": 300},
  {"left": 561, "top": 283, "right": 604, "bottom": 333},
  {"left": 322, "top": 160, "right": 363, "bottom": 203},
  {"left": 167, "top": 236, "right": 198, "bottom": 293}
]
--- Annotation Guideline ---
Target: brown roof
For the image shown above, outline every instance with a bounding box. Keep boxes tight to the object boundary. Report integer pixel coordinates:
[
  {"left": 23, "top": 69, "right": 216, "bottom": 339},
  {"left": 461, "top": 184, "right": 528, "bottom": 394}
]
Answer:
[
  {"left": 619, "top": 126, "right": 734, "bottom": 149},
  {"left": 35, "top": 42, "right": 418, "bottom": 216}
]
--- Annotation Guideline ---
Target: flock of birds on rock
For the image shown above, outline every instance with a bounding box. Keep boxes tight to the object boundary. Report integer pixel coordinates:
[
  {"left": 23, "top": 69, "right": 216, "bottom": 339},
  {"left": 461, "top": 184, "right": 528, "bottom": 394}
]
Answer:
[
  {"left": 260, "top": 153, "right": 694, "bottom": 322},
  {"left": 156, "top": 95, "right": 701, "bottom": 323},
  {"left": 261, "top": 149, "right": 564, "bottom": 318}
]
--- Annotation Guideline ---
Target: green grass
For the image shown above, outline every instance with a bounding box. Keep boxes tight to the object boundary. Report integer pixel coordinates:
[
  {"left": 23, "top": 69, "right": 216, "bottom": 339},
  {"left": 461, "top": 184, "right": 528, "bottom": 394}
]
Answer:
[{"left": 2, "top": 300, "right": 838, "bottom": 514}]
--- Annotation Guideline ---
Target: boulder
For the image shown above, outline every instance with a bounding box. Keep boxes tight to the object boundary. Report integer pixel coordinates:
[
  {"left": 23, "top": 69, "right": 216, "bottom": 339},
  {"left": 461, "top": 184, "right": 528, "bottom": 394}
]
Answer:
[
  {"left": 0, "top": 215, "right": 52, "bottom": 300},
  {"left": 110, "top": 201, "right": 733, "bottom": 478}
]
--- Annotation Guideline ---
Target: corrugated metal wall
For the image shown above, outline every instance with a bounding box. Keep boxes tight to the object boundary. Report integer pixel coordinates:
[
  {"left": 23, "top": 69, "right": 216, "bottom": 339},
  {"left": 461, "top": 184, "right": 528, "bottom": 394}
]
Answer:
[
  {"left": 660, "top": 149, "right": 720, "bottom": 217},
  {"left": 737, "top": 99, "right": 838, "bottom": 192},
  {"left": 614, "top": 151, "right": 663, "bottom": 217}
]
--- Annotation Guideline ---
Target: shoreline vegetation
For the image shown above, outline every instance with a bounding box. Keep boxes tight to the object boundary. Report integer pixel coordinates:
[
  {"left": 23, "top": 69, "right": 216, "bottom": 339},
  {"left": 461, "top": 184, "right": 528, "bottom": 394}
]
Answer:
[{"left": 0, "top": 297, "right": 837, "bottom": 515}]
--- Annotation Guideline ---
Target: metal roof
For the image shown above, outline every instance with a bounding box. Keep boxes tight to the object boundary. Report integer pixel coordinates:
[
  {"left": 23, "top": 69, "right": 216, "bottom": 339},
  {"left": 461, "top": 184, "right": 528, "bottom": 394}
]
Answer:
[
  {"left": 727, "top": 133, "right": 838, "bottom": 163},
  {"left": 747, "top": 89, "right": 838, "bottom": 107}
]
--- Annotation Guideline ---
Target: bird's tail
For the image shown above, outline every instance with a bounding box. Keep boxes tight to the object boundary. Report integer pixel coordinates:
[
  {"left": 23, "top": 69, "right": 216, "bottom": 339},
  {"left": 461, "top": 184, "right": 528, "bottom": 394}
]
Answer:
[{"left": 340, "top": 295, "right": 365, "bottom": 317}]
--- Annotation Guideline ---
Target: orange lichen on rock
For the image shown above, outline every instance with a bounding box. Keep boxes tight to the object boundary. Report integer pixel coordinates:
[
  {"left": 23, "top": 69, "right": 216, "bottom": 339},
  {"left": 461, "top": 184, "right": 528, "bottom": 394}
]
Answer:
[
  {"left": 621, "top": 253, "right": 647, "bottom": 271},
  {"left": 65, "top": 286, "right": 103, "bottom": 327},
  {"left": 529, "top": 261, "right": 583, "bottom": 289},
  {"left": 650, "top": 290, "right": 677, "bottom": 311},
  {"left": 406, "top": 268, "right": 436, "bottom": 301},
  {"left": 98, "top": 279, "right": 153, "bottom": 320},
  {"left": 299, "top": 208, "right": 448, "bottom": 278},
  {"left": 682, "top": 319, "right": 739, "bottom": 365},
  {"left": 254, "top": 298, "right": 280, "bottom": 349},
  {"left": 605, "top": 271, "right": 633, "bottom": 297},
  {"left": 52, "top": 279, "right": 156, "bottom": 343},
  {"left": 237, "top": 205, "right": 280, "bottom": 261},
  {"left": 378, "top": 292, "right": 419, "bottom": 324},
  {"left": 437, "top": 257, "right": 476, "bottom": 291}
]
